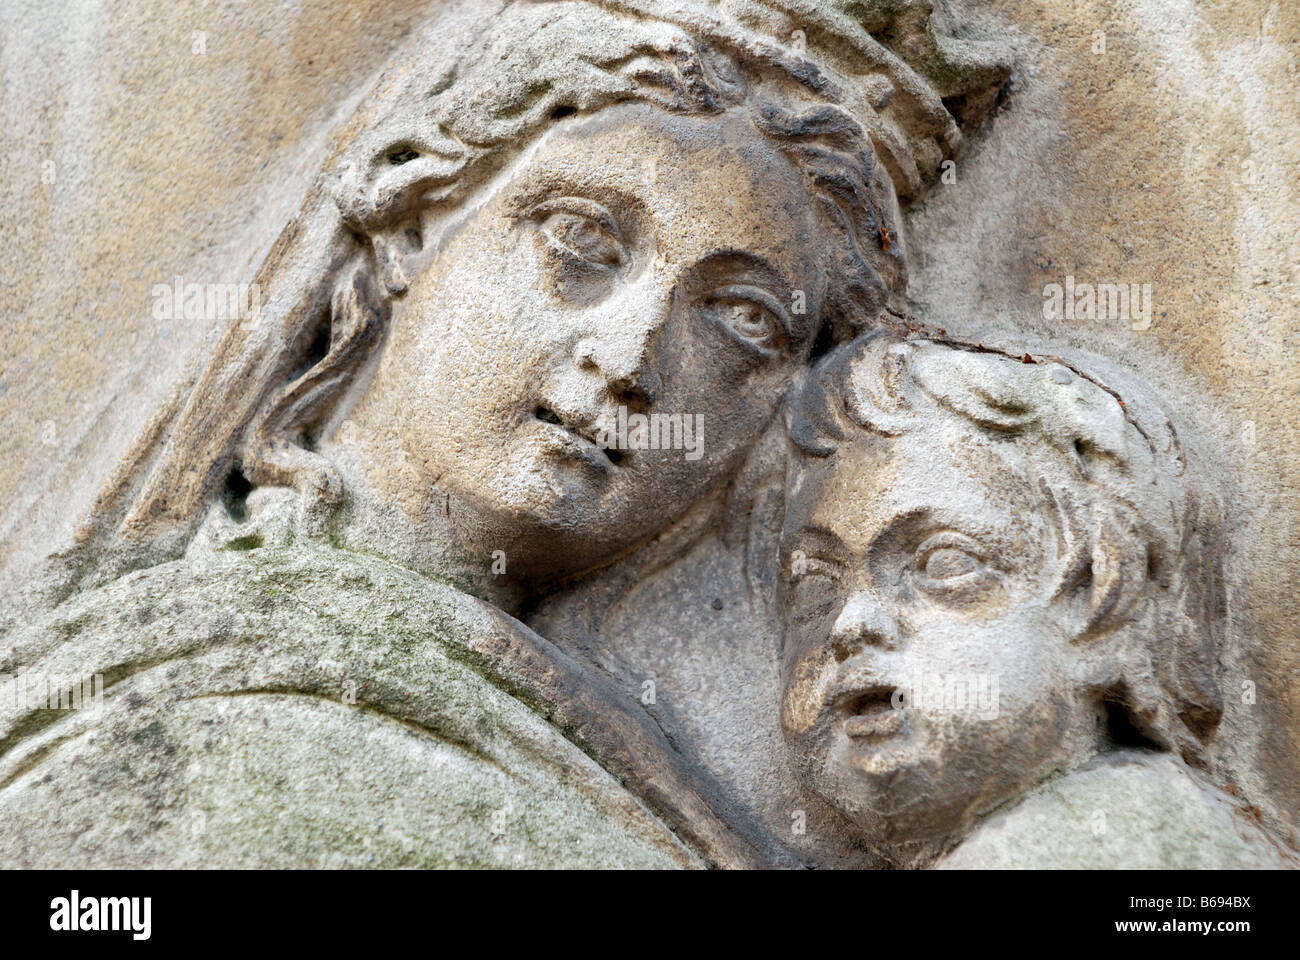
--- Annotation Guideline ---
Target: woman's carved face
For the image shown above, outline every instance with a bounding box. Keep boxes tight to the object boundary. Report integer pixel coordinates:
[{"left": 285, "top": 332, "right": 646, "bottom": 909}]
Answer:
[{"left": 339, "top": 101, "right": 827, "bottom": 578}]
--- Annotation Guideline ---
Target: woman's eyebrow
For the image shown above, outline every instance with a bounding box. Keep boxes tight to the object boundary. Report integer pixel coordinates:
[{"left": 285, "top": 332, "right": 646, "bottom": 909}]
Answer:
[
  {"left": 693, "top": 250, "right": 793, "bottom": 299},
  {"left": 503, "top": 169, "right": 638, "bottom": 221}
]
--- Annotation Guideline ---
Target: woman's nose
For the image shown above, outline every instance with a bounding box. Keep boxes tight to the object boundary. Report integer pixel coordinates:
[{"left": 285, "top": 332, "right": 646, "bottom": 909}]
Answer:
[
  {"left": 570, "top": 280, "right": 671, "bottom": 406},
  {"left": 573, "top": 336, "right": 656, "bottom": 406}
]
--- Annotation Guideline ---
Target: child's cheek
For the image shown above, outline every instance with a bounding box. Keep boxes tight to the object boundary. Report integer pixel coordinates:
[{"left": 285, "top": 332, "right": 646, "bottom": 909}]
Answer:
[{"left": 781, "top": 646, "right": 838, "bottom": 736}]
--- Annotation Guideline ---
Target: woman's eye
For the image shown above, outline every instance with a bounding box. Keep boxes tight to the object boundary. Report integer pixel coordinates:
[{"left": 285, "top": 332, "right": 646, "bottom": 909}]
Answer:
[
  {"left": 923, "top": 547, "right": 980, "bottom": 581},
  {"left": 539, "top": 211, "right": 623, "bottom": 268},
  {"left": 706, "top": 285, "right": 790, "bottom": 354},
  {"left": 725, "top": 302, "right": 775, "bottom": 339},
  {"left": 527, "top": 197, "right": 625, "bottom": 272}
]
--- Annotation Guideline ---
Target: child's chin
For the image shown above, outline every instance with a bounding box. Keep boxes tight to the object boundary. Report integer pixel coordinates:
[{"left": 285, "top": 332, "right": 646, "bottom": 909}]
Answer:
[
  {"left": 829, "top": 767, "right": 965, "bottom": 862},
  {"left": 839, "top": 745, "right": 921, "bottom": 787},
  {"left": 817, "top": 733, "right": 928, "bottom": 807},
  {"left": 831, "top": 717, "right": 922, "bottom": 771}
]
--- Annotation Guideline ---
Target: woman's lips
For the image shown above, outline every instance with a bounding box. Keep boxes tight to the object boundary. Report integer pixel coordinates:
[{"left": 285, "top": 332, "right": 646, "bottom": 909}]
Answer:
[
  {"left": 531, "top": 404, "right": 624, "bottom": 470},
  {"left": 533, "top": 422, "right": 612, "bottom": 472}
]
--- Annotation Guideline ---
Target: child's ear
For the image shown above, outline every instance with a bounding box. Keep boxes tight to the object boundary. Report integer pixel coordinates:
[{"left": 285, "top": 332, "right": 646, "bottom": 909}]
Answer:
[
  {"left": 1153, "top": 491, "right": 1226, "bottom": 750},
  {"left": 1066, "top": 612, "right": 1127, "bottom": 696},
  {"left": 1053, "top": 503, "right": 1149, "bottom": 644},
  {"left": 1064, "top": 615, "right": 1177, "bottom": 755},
  {"left": 1062, "top": 494, "right": 1227, "bottom": 768}
]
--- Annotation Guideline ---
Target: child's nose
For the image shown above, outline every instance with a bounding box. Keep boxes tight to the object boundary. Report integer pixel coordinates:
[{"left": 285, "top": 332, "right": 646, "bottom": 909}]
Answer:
[{"left": 829, "top": 591, "right": 899, "bottom": 654}]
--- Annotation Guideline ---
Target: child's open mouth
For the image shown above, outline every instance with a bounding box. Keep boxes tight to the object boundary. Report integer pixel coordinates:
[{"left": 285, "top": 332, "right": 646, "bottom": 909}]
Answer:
[{"left": 839, "top": 685, "right": 905, "bottom": 740}]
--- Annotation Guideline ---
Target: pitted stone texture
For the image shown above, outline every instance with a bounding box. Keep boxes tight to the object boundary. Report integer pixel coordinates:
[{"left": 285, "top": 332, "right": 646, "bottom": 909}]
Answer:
[{"left": 936, "top": 752, "right": 1297, "bottom": 870}]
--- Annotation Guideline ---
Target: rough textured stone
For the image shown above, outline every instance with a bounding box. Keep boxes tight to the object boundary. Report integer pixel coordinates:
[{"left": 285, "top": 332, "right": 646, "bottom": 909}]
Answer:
[
  {"left": 0, "top": 540, "right": 700, "bottom": 868},
  {"left": 936, "top": 751, "right": 1298, "bottom": 870},
  {"left": 1, "top": 0, "right": 1296, "bottom": 868}
]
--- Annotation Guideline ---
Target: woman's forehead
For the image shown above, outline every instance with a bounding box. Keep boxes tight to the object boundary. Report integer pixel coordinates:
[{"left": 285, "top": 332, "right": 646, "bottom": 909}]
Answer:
[{"left": 506, "top": 102, "right": 825, "bottom": 280}]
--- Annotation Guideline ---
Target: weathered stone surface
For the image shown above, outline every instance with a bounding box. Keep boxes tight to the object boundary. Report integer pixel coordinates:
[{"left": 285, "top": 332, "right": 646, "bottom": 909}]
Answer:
[
  {"left": 936, "top": 751, "right": 1298, "bottom": 870},
  {"left": 0, "top": 540, "right": 699, "bottom": 868},
  {"left": 1, "top": 0, "right": 1296, "bottom": 868}
]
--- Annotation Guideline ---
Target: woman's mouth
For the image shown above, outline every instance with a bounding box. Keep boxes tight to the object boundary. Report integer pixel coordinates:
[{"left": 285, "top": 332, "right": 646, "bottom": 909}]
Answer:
[{"left": 532, "top": 404, "right": 625, "bottom": 469}]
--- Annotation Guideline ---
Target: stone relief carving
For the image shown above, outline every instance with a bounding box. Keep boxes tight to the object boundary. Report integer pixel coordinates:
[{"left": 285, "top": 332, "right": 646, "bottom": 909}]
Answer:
[
  {"left": 1, "top": 0, "right": 1293, "bottom": 870},
  {"left": 781, "top": 332, "right": 1293, "bottom": 867}
]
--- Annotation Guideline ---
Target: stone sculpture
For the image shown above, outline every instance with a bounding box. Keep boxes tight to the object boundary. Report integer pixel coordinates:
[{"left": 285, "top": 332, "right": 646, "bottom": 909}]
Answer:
[
  {"left": 780, "top": 331, "right": 1295, "bottom": 867},
  {"left": 2, "top": 0, "right": 1291, "bottom": 870}
]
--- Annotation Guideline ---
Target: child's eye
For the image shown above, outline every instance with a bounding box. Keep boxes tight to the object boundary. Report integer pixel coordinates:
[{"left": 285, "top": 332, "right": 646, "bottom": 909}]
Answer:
[
  {"left": 911, "top": 533, "right": 992, "bottom": 596},
  {"left": 923, "top": 547, "right": 979, "bottom": 581},
  {"left": 784, "top": 551, "right": 844, "bottom": 623},
  {"left": 787, "top": 550, "right": 840, "bottom": 585}
]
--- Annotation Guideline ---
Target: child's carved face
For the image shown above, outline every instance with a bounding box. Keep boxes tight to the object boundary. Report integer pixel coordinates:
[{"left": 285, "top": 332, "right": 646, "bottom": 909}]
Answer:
[{"left": 779, "top": 418, "right": 1097, "bottom": 856}]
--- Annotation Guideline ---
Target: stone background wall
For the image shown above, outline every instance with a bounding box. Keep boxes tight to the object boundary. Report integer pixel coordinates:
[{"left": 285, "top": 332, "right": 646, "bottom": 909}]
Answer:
[{"left": 2, "top": 0, "right": 1297, "bottom": 842}]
